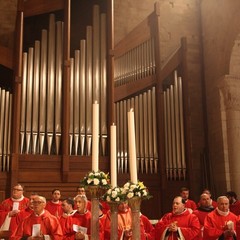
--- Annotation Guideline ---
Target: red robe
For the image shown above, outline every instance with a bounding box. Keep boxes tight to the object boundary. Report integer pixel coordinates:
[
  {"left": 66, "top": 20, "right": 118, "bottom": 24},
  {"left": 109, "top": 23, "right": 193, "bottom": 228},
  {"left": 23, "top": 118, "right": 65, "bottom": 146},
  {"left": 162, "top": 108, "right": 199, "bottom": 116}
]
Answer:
[
  {"left": 154, "top": 209, "right": 201, "bottom": 240},
  {"left": 203, "top": 208, "right": 238, "bottom": 239},
  {"left": 45, "top": 200, "right": 63, "bottom": 218},
  {"left": 230, "top": 200, "right": 240, "bottom": 216},
  {"left": 0, "top": 197, "right": 29, "bottom": 234},
  {"left": 63, "top": 210, "right": 103, "bottom": 239},
  {"left": 185, "top": 199, "right": 197, "bottom": 211},
  {"left": 104, "top": 208, "right": 147, "bottom": 240},
  {"left": 10, "top": 210, "right": 63, "bottom": 240},
  {"left": 140, "top": 213, "right": 155, "bottom": 240}
]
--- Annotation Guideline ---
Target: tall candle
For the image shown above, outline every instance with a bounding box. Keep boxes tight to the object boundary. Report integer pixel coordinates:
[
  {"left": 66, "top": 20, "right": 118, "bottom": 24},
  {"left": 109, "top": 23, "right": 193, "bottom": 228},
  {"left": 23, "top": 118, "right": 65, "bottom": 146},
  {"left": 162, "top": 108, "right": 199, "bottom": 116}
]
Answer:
[
  {"left": 128, "top": 109, "right": 138, "bottom": 184},
  {"left": 92, "top": 101, "right": 99, "bottom": 172},
  {"left": 110, "top": 123, "right": 117, "bottom": 187}
]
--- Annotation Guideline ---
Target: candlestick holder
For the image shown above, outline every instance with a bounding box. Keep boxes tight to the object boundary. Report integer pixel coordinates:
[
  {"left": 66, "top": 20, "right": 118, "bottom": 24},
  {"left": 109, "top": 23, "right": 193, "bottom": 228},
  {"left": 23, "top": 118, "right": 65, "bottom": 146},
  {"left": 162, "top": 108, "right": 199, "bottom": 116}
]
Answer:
[
  {"left": 128, "top": 196, "right": 142, "bottom": 240},
  {"left": 108, "top": 201, "right": 120, "bottom": 240}
]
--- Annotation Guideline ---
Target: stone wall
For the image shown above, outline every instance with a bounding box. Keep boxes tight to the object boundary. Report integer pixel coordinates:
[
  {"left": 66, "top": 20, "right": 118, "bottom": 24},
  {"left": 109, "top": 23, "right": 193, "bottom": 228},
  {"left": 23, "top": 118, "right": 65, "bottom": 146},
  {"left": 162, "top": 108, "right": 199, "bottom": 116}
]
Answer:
[
  {"left": 201, "top": 0, "right": 240, "bottom": 196},
  {"left": 0, "top": 0, "right": 17, "bottom": 48}
]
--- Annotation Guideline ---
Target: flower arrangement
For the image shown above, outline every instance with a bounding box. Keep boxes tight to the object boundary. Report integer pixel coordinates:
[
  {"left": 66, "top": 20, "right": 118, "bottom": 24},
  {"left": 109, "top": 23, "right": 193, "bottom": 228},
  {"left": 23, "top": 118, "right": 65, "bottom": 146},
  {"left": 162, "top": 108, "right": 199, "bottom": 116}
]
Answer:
[
  {"left": 80, "top": 170, "right": 110, "bottom": 189},
  {"left": 122, "top": 181, "right": 151, "bottom": 200},
  {"left": 102, "top": 187, "right": 126, "bottom": 203}
]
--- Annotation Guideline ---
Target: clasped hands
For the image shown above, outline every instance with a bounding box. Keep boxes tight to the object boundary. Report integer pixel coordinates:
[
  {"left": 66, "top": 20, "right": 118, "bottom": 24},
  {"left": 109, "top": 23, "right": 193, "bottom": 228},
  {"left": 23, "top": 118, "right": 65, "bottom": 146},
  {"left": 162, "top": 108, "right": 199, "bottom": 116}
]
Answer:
[{"left": 168, "top": 221, "right": 178, "bottom": 232}]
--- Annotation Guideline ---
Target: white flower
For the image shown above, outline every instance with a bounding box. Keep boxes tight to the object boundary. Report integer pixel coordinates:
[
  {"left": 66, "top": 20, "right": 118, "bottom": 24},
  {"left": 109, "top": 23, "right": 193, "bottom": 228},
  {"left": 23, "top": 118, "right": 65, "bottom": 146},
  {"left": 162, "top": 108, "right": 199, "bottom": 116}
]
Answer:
[
  {"left": 107, "top": 189, "right": 112, "bottom": 194},
  {"left": 106, "top": 196, "right": 111, "bottom": 202},
  {"left": 124, "top": 182, "right": 130, "bottom": 188},
  {"left": 89, "top": 172, "right": 94, "bottom": 177},
  {"left": 87, "top": 179, "right": 92, "bottom": 184},
  {"left": 115, "top": 188, "right": 120, "bottom": 192},
  {"left": 130, "top": 184, "right": 137, "bottom": 190},
  {"left": 136, "top": 192, "right": 141, "bottom": 197},
  {"left": 115, "top": 197, "right": 120, "bottom": 202},
  {"left": 111, "top": 191, "right": 118, "bottom": 198},
  {"left": 95, "top": 172, "right": 100, "bottom": 176},
  {"left": 102, "top": 179, "right": 107, "bottom": 185},
  {"left": 142, "top": 190, "right": 147, "bottom": 196},
  {"left": 127, "top": 192, "right": 134, "bottom": 199},
  {"left": 93, "top": 178, "right": 100, "bottom": 185}
]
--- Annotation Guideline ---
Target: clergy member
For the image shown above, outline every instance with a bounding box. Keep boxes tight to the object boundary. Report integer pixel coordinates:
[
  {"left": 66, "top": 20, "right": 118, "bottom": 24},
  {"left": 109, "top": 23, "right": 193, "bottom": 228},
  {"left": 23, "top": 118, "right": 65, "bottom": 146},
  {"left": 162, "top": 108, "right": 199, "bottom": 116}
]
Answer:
[
  {"left": 63, "top": 194, "right": 104, "bottom": 239},
  {"left": 11, "top": 195, "right": 63, "bottom": 239},
  {"left": 203, "top": 195, "right": 237, "bottom": 239},
  {"left": 0, "top": 184, "right": 29, "bottom": 234},
  {"left": 45, "top": 188, "right": 63, "bottom": 218},
  {"left": 154, "top": 196, "right": 201, "bottom": 239}
]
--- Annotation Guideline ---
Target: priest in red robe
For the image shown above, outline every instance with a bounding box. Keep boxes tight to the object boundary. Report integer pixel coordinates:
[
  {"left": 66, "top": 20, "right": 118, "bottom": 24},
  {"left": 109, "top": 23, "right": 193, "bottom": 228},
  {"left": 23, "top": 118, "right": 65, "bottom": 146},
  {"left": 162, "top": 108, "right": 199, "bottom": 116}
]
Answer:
[
  {"left": 45, "top": 188, "right": 63, "bottom": 218},
  {"left": 154, "top": 196, "right": 201, "bottom": 239},
  {"left": 104, "top": 201, "right": 150, "bottom": 240},
  {"left": 203, "top": 195, "right": 238, "bottom": 239},
  {"left": 11, "top": 195, "right": 63, "bottom": 239},
  {"left": 63, "top": 194, "right": 104, "bottom": 240},
  {"left": 0, "top": 184, "right": 29, "bottom": 234},
  {"left": 193, "top": 193, "right": 215, "bottom": 238}
]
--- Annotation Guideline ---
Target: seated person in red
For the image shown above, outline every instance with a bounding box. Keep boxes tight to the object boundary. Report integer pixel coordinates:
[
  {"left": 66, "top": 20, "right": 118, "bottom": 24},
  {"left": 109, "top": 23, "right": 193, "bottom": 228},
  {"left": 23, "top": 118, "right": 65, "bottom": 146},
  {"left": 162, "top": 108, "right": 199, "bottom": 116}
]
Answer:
[
  {"left": 203, "top": 195, "right": 238, "bottom": 239},
  {"left": 154, "top": 196, "right": 201, "bottom": 239},
  {"left": 75, "top": 187, "right": 91, "bottom": 211},
  {"left": 201, "top": 188, "right": 217, "bottom": 208},
  {"left": 180, "top": 187, "right": 197, "bottom": 211},
  {"left": 104, "top": 201, "right": 151, "bottom": 240},
  {"left": 0, "top": 184, "right": 29, "bottom": 234},
  {"left": 193, "top": 193, "right": 215, "bottom": 238},
  {"left": 59, "top": 197, "right": 77, "bottom": 230},
  {"left": 63, "top": 194, "right": 104, "bottom": 239},
  {"left": 11, "top": 195, "right": 63, "bottom": 239},
  {"left": 45, "top": 188, "right": 63, "bottom": 218},
  {"left": 226, "top": 191, "right": 240, "bottom": 216}
]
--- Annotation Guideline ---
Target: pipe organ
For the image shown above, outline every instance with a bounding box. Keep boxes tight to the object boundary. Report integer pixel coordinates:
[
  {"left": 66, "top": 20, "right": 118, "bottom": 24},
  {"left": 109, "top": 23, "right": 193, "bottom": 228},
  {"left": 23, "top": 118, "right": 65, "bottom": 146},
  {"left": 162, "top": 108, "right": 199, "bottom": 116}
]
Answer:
[
  {"left": 20, "top": 5, "right": 108, "bottom": 157},
  {"left": 163, "top": 71, "right": 186, "bottom": 180},
  {"left": 0, "top": 88, "right": 12, "bottom": 172},
  {"left": 115, "top": 87, "right": 158, "bottom": 175},
  {"left": 114, "top": 38, "right": 156, "bottom": 87}
]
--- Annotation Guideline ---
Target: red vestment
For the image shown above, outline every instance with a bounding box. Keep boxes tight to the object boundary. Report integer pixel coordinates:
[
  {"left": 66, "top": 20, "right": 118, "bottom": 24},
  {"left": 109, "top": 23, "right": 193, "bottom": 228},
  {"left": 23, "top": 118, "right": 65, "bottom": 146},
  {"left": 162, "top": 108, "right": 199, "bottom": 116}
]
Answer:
[
  {"left": 203, "top": 208, "right": 238, "bottom": 239},
  {"left": 104, "top": 208, "right": 147, "bottom": 240},
  {"left": 0, "top": 197, "right": 29, "bottom": 234},
  {"left": 140, "top": 213, "right": 155, "bottom": 240},
  {"left": 63, "top": 210, "right": 103, "bottom": 239},
  {"left": 185, "top": 199, "right": 197, "bottom": 210},
  {"left": 10, "top": 210, "right": 63, "bottom": 240},
  {"left": 45, "top": 200, "right": 63, "bottom": 218},
  {"left": 230, "top": 200, "right": 240, "bottom": 216},
  {"left": 154, "top": 209, "right": 201, "bottom": 240}
]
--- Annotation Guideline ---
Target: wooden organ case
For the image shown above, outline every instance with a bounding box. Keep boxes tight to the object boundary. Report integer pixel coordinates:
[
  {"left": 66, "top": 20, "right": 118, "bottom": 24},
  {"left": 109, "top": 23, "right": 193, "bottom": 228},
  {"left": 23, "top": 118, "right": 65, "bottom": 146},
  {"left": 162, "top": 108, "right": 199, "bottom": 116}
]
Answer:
[
  {"left": 113, "top": 3, "right": 191, "bottom": 218},
  {"left": 0, "top": 0, "right": 193, "bottom": 219}
]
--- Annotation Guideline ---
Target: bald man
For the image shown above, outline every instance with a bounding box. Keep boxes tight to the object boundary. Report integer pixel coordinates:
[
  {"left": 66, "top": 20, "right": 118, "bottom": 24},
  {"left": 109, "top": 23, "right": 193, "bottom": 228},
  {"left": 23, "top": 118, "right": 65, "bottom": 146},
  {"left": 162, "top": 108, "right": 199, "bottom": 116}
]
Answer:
[
  {"left": 203, "top": 196, "right": 237, "bottom": 239},
  {"left": 154, "top": 196, "right": 201, "bottom": 239}
]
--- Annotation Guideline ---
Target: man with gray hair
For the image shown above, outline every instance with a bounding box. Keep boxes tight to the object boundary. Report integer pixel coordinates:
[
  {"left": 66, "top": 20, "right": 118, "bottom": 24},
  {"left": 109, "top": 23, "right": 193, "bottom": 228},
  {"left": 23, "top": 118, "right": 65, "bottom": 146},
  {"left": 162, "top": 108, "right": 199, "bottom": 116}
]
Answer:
[
  {"left": 203, "top": 195, "right": 238, "bottom": 239},
  {"left": 11, "top": 195, "right": 63, "bottom": 239}
]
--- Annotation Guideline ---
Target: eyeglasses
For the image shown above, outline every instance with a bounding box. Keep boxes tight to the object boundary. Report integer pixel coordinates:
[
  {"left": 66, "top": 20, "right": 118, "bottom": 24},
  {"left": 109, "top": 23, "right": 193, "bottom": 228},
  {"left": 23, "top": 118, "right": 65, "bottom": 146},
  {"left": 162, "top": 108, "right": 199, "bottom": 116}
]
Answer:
[
  {"left": 32, "top": 201, "right": 44, "bottom": 205},
  {"left": 13, "top": 188, "right": 23, "bottom": 191}
]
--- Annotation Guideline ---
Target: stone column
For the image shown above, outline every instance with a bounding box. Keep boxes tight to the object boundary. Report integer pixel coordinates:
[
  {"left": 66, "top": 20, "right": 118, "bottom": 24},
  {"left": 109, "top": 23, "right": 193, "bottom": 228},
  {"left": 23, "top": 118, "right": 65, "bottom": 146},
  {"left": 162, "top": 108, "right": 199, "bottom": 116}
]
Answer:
[{"left": 219, "top": 75, "right": 240, "bottom": 193}]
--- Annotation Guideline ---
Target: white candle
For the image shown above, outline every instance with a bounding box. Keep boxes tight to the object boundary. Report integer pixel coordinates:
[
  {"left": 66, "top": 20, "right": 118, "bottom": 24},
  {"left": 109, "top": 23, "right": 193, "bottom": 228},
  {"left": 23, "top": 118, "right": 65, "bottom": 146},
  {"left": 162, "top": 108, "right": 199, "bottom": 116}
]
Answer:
[
  {"left": 110, "top": 123, "right": 117, "bottom": 188},
  {"left": 92, "top": 101, "right": 99, "bottom": 172},
  {"left": 128, "top": 109, "right": 138, "bottom": 184}
]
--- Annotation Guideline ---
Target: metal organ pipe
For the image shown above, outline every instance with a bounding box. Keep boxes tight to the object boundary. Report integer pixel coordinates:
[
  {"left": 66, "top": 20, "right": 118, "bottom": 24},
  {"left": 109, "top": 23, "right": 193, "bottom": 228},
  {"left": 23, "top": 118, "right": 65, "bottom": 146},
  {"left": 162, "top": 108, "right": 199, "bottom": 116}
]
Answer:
[
  {"left": 162, "top": 72, "right": 186, "bottom": 180},
  {"left": 115, "top": 87, "right": 158, "bottom": 175},
  {"left": 18, "top": 5, "right": 108, "bottom": 158},
  {"left": 55, "top": 21, "right": 64, "bottom": 155},
  {"left": 0, "top": 88, "right": 12, "bottom": 172},
  {"left": 47, "top": 14, "right": 56, "bottom": 155},
  {"left": 39, "top": 29, "right": 47, "bottom": 155}
]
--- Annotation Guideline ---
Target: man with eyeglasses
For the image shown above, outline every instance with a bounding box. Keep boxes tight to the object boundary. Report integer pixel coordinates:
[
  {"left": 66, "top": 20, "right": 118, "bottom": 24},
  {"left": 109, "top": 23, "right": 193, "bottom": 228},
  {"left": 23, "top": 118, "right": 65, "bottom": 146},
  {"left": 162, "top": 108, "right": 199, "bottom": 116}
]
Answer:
[
  {"left": 11, "top": 195, "right": 63, "bottom": 239},
  {"left": 0, "top": 184, "right": 29, "bottom": 235}
]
